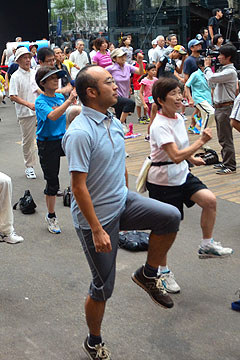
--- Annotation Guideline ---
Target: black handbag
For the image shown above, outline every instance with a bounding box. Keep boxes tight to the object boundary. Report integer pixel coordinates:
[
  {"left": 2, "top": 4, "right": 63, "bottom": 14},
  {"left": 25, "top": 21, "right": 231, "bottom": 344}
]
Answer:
[
  {"left": 63, "top": 186, "right": 71, "bottom": 207},
  {"left": 13, "top": 190, "right": 37, "bottom": 214},
  {"left": 195, "top": 148, "right": 219, "bottom": 165}
]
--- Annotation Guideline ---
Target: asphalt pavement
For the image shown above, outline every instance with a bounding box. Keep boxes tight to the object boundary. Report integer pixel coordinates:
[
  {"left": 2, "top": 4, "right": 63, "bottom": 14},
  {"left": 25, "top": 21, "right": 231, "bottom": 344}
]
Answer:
[{"left": 0, "top": 99, "right": 240, "bottom": 360}]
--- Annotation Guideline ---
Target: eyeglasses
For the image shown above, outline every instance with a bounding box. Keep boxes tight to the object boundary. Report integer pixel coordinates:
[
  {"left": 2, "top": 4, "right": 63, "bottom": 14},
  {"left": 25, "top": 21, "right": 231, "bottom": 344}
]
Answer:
[{"left": 104, "top": 78, "right": 116, "bottom": 85}]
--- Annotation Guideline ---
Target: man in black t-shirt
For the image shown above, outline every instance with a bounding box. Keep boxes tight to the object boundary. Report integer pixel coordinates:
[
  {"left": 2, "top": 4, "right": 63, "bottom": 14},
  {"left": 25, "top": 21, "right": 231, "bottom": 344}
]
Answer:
[{"left": 208, "top": 8, "right": 223, "bottom": 43}]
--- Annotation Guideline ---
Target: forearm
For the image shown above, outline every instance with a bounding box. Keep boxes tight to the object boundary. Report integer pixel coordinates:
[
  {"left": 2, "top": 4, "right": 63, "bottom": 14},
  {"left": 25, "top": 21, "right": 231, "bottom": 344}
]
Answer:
[
  {"left": 125, "top": 167, "right": 128, "bottom": 188},
  {"left": 72, "top": 177, "right": 102, "bottom": 232},
  {"left": 136, "top": 61, "right": 144, "bottom": 75},
  {"left": 56, "top": 83, "right": 72, "bottom": 95},
  {"left": 10, "top": 95, "right": 33, "bottom": 108},
  {"left": 185, "top": 86, "right": 193, "bottom": 102},
  {"left": 48, "top": 98, "right": 72, "bottom": 121},
  {"left": 209, "top": 26, "right": 214, "bottom": 40},
  {"left": 163, "top": 138, "right": 206, "bottom": 164},
  {"left": 231, "top": 119, "right": 240, "bottom": 132}
]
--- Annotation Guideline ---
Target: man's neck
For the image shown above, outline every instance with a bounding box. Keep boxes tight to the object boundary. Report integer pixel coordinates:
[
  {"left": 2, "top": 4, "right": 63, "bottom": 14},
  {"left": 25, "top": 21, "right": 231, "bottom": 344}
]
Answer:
[
  {"left": 86, "top": 103, "right": 108, "bottom": 115},
  {"left": 19, "top": 66, "right": 30, "bottom": 72}
]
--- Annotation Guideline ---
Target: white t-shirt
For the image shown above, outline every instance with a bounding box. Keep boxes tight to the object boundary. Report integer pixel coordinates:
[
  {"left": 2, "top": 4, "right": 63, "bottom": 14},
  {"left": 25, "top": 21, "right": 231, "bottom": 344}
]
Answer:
[
  {"left": 9, "top": 67, "right": 38, "bottom": 118},
  {"left": 230, "top": 93, "right": 240, "bottom": 121},
  {"left": 69, "top": 50, "right": 89, "bottom": 79},
  {"left": 147, "top": 112, "right": 189, "bottom": 186}
]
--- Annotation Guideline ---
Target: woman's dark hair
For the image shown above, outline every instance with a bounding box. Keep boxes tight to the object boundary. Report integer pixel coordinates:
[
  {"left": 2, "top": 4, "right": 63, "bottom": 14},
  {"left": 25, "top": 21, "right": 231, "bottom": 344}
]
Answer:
[
  {"left": 213, "top": 34, "right": 223, "bottom": 45},
  {"left": 75, "top": 65, "right": 100, "bottom": 105},
  {"left": 219, "top": 43, "right": 237, "bottom": 62},
  {"left": 94, "top": 37, "right": 108, "bottom": 51},
  {"left": 152, "top": 77, "right": 180, "bottom": 109},
  {"left": 35, "top": 66, "right": 55, "bottom": 91},
  {"left": 138, "top": 63, "right": 156, "bottom": 82},
  {"left": 119, "top": 36, "right": 128, "bottom": 47}
]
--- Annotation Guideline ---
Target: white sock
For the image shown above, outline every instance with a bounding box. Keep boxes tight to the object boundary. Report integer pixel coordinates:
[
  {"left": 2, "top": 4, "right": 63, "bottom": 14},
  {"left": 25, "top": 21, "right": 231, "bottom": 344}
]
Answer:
[
  {"left": 201, "top": 238, "right": 213, "bottom": 247},
  {"left": 160, "top": 265, "right": 169, "bottom": 273}
]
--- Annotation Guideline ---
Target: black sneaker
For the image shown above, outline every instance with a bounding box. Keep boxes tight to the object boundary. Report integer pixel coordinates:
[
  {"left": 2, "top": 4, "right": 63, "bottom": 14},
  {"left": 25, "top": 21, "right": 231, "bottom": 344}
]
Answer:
[
  {"left": 216, "top": 166, "right": 236, "bottom": 175},
  {"left": 82, "top": 337, "right": 111, "bottom": 360},
  {"left": 131, "top": 265, "right": 174, "bottom": 308},
  {"left": 213, "top": 163, "right": 223, "bottom": 169}
]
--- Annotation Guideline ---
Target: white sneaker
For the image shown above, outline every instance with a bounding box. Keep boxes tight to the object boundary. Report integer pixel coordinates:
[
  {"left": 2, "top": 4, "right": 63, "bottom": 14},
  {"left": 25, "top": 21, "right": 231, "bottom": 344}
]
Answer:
[
  {"left": 3, "top": 232, "right": 24, "bottom": 244},
  {"left": 25, "top": 167, "right": 36, "bottom": 179},
  {"left": 45, "top": 215, "right": 61, "bottom": 234},
  {"left": 161, "top": 271, "right": 181, "bottom": 293},
  {"left": 198, "top": 240, "right": 233, "bottom": 258}
]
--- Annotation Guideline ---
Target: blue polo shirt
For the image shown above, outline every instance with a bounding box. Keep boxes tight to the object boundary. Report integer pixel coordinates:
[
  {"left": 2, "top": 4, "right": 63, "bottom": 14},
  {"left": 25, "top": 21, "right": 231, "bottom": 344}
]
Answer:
[
  {"left": 35, "top": 93, "right": 66, "bottom": 140},
  {"left": 185, "top": 69, "right": 212, "bottom": 105},
  {"left": 62, "top": 105, "right": 128, "bottom": 229}
]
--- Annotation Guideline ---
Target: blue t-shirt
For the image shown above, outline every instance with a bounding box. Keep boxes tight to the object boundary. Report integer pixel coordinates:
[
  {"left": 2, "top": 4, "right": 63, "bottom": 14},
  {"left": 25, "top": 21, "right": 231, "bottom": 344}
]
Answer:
[
  {"left": 62, "top": 105, "right": 128, "bottom": 229},
  {"left": 183, "top": 56, "right": 198, "bottom": 76},
  {"left": 185, "top": 69, "right": 212, "bottom": 105},
  {"left": 35, "top": 93, "right": 66, "bottom": 141}
]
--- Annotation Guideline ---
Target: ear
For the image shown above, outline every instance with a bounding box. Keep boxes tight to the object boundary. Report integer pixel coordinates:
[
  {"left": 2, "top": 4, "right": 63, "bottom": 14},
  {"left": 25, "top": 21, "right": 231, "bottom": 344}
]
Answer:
[
  {"left": 86, "top": 87, "right": 98, "bottom": 99},
  {"left": 157, "top": 96, "right": 163, "bottom": 107}
]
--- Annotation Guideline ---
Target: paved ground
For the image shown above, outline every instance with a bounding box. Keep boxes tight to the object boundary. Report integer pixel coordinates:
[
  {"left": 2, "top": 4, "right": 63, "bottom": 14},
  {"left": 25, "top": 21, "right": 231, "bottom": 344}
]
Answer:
[{"left": 0, "top": 99, "right": 240, "bottom": 360}]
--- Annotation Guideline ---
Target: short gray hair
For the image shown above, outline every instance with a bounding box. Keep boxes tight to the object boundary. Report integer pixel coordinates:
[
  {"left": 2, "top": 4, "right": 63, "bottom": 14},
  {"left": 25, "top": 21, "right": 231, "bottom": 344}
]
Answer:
[{"left": 75, "top": 39, "right": 84, "bottom": 47}]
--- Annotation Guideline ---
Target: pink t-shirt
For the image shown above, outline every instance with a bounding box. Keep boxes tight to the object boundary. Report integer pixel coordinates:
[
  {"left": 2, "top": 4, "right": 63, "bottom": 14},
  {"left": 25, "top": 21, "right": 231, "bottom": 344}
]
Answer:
[
  {"left": 140, "top": 77, "right": 158, "bottom": 102},
  {"left": 147, "top": 112, "right": 189, "bottom": 186},
  {"left": 92, "top": 51, "right": 112, "bottom": 68}
]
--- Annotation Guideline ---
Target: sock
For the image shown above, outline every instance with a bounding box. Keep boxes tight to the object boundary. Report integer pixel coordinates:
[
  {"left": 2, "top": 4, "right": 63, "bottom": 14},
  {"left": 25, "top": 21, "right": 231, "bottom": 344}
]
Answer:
[
  {"left": 144, "top": 263, "right": 158, "bottom": 278},
  {"left": 88, "top": 333, "right": 102, "bottom": 347},
  {"left": 160, "top": 266, "right": 170, "bottom": 274},
  {"left": 48, "top": 212, "right": 56, "bottom": 219},
  {"left": 201, "top": 238, "right": 213, "bottom": 247}
]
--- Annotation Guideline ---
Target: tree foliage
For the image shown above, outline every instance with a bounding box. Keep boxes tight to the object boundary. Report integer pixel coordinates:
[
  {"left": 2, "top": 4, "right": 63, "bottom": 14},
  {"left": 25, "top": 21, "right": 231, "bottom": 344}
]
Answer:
[{"left": 51, "top": 0, "right": 101, "bottom": 31}]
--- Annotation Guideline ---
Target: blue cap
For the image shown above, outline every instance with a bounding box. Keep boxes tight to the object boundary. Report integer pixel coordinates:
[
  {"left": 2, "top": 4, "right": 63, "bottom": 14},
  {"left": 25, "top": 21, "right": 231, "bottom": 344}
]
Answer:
[{"left": 188, "top": 39, "right": 202, "bottom": 49}]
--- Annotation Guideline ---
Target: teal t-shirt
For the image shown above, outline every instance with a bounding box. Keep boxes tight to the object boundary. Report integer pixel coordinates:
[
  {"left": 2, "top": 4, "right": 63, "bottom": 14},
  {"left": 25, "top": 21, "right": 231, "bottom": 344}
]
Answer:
[
  {"left": 35, "top": 93, "right": 66, "bottom": 140},
  {"left": 186, "top": 68, "right": 212, "bottom": 105}
]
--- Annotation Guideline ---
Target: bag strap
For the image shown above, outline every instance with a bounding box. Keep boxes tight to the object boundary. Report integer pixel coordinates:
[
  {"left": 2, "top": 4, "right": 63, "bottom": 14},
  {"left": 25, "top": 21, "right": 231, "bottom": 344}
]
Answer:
[
  {"left": 151, "top": 161, "right": 174, "bottom": 166},
  {"left": 13, "top": 200, "right": 19, "bottom": 210}
]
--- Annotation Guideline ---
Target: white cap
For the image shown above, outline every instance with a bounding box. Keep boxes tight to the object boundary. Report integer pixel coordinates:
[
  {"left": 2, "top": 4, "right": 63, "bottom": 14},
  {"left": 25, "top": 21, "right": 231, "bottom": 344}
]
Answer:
[{"left": 15, "top": 47, "right": 32, "bottom": 61}]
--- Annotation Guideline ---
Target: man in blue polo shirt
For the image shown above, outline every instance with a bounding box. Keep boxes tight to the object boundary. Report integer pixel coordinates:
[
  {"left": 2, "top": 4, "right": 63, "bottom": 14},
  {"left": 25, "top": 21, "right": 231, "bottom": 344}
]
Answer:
[
  {"left": 185, "top": 56, "right": 215, "bottom": 133},
  {"left": 62, "top": 65, "right": 181, "bottom": 359}
]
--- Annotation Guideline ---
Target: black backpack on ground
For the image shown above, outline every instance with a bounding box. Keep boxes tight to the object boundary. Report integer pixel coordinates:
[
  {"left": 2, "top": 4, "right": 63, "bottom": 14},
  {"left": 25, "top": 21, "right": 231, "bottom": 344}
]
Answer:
[
  {"left": 119, "top": 231, "right": 149, "bottom": 251},
  {"left": 13, "top": 190, "right": 37, "bottom": 214}
]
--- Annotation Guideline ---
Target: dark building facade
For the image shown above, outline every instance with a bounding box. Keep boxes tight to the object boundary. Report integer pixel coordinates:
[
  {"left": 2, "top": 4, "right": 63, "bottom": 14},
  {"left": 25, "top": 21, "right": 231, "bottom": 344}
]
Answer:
[
  {"left": 107, "top": 0, "right": 240, "bottom": 52},
  {"left": 0, "top": 1, "right": 49, "bottom": 61}
]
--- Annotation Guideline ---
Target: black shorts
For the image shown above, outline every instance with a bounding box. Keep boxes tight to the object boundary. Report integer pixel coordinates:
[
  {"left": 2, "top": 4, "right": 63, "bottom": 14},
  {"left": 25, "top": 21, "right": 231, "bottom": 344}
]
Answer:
[
  {"left": 146, "top": 172, "right": 207, "bottom": 219},
  {"left": 113, "top": 96, "right": 135, "bottom": 120},
  {"left": 37, "top": 139, "right": 65, "bottom": 196}
]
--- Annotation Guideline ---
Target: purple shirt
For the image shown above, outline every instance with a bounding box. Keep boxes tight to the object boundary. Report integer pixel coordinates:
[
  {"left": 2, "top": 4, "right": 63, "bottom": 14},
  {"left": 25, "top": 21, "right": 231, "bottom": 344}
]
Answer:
[
  {"left": 92, "top": 51, "right": 112, "bottom": 68},
  {"left": 106, "top": 62, "right": 136, "bottom": 98}
]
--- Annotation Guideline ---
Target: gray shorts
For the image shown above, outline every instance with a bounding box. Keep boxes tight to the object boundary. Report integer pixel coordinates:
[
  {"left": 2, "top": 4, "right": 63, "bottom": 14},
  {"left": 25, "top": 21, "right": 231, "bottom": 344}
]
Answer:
[{"left": 75, "top": 190, "right": 180, "bottom": 302}]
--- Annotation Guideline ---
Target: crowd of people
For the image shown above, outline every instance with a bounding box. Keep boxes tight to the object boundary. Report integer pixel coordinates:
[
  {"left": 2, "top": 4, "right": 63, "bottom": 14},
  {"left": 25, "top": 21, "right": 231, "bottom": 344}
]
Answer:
[{"left": 1, "top": 7, "right": 240, "bottom": 358}]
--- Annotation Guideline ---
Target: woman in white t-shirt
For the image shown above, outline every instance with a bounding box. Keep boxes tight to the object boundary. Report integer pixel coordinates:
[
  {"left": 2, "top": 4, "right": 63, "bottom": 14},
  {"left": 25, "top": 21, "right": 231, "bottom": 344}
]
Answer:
[{"left": 146, "top": 77, "right": 233, "bottom": 293}]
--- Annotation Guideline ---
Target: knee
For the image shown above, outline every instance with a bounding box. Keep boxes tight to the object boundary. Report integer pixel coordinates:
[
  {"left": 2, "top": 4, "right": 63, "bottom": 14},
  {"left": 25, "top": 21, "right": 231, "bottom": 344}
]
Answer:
[{"left": 203, "top": 192, "right": 216, "bottom": 211}]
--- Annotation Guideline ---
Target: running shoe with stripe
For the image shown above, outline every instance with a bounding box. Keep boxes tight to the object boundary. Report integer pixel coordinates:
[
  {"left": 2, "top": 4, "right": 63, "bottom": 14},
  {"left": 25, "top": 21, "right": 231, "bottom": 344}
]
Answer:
[
  {"left": 161, "top": 271, "right": 181, "bottom": 294},
  {"left": 131, "top": 265, "right": 174, "bottom": 308},
  {"left": 216, "top": 166, "right": 236, "bottom": 175},
  {"left": 82, "top": 337, "right": 111, "bottom": 360},
  {"left": 198, "top": 240, "right": 233, "bottom": 258}
]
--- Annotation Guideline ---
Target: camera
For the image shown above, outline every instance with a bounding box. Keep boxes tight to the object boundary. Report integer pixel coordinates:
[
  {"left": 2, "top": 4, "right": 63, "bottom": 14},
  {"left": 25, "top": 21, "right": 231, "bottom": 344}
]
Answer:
[
  {"left": 223, "top": 8, "right": 235, "bottom": 19},
  {"left": 197, "top": 49, "right": 220, "bottom": 70}
]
